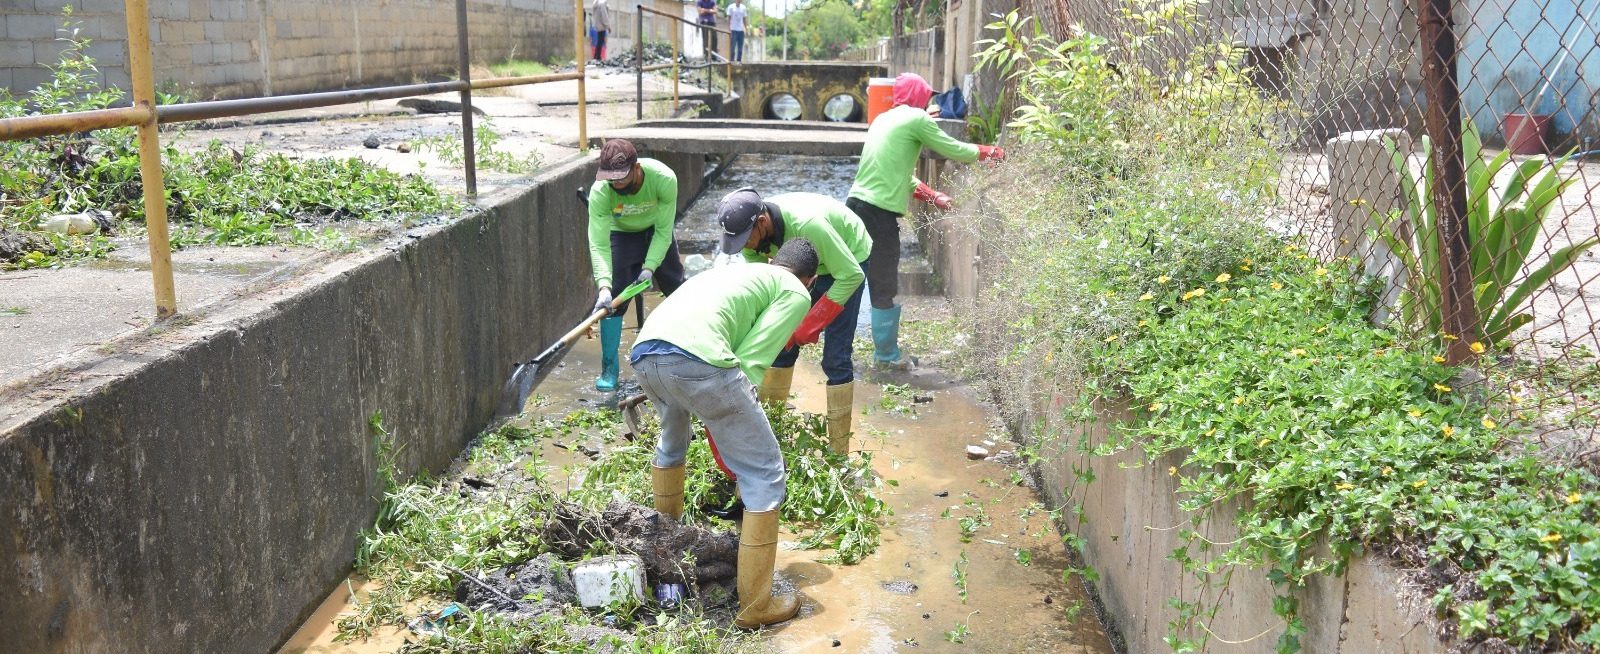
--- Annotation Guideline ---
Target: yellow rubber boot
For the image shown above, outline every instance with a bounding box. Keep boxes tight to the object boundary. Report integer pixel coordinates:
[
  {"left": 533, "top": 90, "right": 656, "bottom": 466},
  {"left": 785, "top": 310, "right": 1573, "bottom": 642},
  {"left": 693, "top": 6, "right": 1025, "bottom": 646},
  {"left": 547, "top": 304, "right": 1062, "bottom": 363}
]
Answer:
[
  {"left": 652, "top": 464, "right": 686, "bottom": 521},
  {"left": 825, "top": 382, "right": 853, "bottom": 455},
  {"left": 758, "top": 366, "right": 795, "bottom": 406},
  {"left": 735, "top": 509, "right": 801, "bottom": 628}
]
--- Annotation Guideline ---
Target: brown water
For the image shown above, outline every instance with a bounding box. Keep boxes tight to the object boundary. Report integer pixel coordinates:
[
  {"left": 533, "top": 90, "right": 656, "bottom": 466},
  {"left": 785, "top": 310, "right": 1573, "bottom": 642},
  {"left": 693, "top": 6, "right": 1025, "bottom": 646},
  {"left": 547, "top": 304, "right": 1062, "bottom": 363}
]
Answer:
[{"left": 277, "top": 328, "right": 1113, "bottom": 653}]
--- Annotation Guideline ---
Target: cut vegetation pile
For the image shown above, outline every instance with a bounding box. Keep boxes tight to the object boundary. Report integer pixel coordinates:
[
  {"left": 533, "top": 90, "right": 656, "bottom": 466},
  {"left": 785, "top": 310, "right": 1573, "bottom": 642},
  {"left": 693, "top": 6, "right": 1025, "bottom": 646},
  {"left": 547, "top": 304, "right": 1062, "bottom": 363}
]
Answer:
[{"left": 337, "top": 403, "right": 890, "bottom": 652}]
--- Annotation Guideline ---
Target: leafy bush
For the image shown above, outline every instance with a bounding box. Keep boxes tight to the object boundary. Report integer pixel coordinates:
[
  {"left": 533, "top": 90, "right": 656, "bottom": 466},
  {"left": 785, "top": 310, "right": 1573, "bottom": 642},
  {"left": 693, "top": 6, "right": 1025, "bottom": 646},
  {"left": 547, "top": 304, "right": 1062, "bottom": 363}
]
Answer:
[{"left": 1376, "top": 120, "right": 1597, "bottom": 348}]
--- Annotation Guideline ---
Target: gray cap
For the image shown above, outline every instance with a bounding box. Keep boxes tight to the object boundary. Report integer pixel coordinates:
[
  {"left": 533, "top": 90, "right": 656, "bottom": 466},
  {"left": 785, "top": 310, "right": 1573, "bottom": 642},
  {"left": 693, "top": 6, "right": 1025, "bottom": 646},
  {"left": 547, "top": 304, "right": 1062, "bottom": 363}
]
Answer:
[{"left": 716, "top": 188, "right": 765, "bottom": 255}]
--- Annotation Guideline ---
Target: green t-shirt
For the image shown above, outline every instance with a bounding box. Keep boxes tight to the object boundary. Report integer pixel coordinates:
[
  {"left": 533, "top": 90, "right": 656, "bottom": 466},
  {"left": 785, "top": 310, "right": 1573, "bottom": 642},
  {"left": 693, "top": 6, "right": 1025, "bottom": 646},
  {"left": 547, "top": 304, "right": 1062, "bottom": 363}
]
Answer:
[
  {"left": 847, "top": 105, "right": 979, "bottom": 215},
  {"left": 740, "top": 192, "right": 871, "bottom": 305},
  {"left": 587, "top": 158, "right": 679, "bottom": 288},
  {"left": 634, "top": 262, "right": 811, "bottom": 386}
]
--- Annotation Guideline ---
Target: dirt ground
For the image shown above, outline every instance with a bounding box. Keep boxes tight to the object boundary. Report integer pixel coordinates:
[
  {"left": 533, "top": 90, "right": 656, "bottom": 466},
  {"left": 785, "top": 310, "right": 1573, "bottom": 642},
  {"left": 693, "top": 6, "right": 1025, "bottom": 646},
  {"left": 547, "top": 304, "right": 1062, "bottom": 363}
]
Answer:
[{"left": 278, "top": 301, "right": 1116, "bottom": 654}]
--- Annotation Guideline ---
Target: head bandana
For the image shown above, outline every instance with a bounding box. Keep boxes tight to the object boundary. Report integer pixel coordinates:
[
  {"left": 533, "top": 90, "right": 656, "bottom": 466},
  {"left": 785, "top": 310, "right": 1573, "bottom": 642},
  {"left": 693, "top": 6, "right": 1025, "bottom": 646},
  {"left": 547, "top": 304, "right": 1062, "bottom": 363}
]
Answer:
[{"left": 891, "top": 73, "right": 934, "bottom": 110}]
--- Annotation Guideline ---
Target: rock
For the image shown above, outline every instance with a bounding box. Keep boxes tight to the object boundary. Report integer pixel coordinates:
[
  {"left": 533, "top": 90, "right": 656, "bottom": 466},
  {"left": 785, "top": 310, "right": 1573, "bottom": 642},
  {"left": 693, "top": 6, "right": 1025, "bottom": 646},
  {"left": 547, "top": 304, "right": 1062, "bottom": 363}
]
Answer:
[
  {"left": 362, "top": 135, "right": 381, "bottom": 149},
  {"left": 933, "top": 490, "right": 948, "bottom": 498},
  {"left": 395, "top": 142, "right": 413, "bottom": 153},
  {"left": 880, "top": 580, "right": 918, "bottom": 595},
  {"left": 965, "top": 445, "right": 990, "bottom": 460},
  {"left": 832, "top": 639, "right": 842, "bottom": 647},
  {"left": 540, "top": 501, "right": 739, "bottom": 592}
]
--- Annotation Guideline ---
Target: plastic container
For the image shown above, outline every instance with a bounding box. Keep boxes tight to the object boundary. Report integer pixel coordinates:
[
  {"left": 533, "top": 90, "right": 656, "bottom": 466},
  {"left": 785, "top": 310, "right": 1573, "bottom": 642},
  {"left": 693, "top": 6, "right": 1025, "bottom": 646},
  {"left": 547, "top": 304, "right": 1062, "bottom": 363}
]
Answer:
[
  {"left": 573, "top": 555, "right": 647, "bottom": 608},
  {"left": 1502, "top": 112, "right": 1552, "bottom": 155},
  {"left": 866, "top": 77, "right": 895, "bottom": 124}
]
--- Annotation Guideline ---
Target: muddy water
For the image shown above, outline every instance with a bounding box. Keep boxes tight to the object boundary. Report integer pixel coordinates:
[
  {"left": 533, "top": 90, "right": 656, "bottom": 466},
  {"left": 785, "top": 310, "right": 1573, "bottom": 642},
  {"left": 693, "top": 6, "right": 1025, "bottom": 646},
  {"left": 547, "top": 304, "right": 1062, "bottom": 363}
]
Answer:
[{"left": 675, "top": 154, "right": 861, "bottom": 256}]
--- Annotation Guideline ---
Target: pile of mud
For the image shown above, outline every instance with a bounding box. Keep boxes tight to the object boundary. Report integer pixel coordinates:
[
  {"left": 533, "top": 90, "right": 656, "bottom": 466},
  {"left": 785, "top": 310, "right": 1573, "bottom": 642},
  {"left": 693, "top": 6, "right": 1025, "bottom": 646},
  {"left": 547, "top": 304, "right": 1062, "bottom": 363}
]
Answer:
[{"left": 452, "top": 500, "right": 739, "bottom": 627}]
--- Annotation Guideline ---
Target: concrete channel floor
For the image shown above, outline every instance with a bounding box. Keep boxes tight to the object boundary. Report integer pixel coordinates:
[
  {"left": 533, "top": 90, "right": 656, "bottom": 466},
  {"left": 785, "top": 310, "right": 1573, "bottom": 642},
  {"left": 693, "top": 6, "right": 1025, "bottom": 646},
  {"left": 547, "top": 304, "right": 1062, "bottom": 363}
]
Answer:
[
  {"left": 0, "top": 67, "right": 697, "bottom": 408},
  {"left": 277, "top": 298, "right": 1116, "bottom": 654}
]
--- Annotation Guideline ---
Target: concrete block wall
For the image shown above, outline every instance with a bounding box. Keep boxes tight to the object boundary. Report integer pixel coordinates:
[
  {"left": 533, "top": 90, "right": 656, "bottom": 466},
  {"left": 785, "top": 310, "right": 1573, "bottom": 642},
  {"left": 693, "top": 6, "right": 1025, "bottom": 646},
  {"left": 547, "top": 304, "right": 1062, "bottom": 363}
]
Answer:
[
  {"left": 2, "top": 0, "right": 636, "bottom": 99},
  {"left": 0, "top": 156, "right": 597, "bottom": 653}
]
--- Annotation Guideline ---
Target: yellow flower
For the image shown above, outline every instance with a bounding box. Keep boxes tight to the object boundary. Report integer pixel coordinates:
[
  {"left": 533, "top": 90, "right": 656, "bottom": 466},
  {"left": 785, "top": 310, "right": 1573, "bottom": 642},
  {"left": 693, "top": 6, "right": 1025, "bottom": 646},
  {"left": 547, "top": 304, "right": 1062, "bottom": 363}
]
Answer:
[
  {"left": 1289, "top": 348, "right": 1308, "bottom": 357},
  {"left": 1480, "top": 417, "right": 1497, "bottom": 430},
  {"left": 1204, "top": 428, "right": 1217, "bottom": 437},
  {"left": 1314, "top": 267, "right": 1328, "bottom": 276},
  {"left": 1157, "top": 275, "right": 1171, "bottom": 284},
  {"left": 1219, "top": 298, "right": 1232, "bottom": 304},
  {"left": 1315, "top": 326, "right": 1328, "bottom": 334},
  {"left": 1232, "top": 396, "right": 1246, "bottom": 405},
  {"left": 1567, "top": 492, "right": 1582, "bottom": 505},
  {"left": 1408, "top": 408, "right": 1422, "bottom": 418},
  {"left": 1181, "top": 288, "right": 1206, "bottom": 301},
  {"left": 1382, "top": 466, "right": 1393, "bottom": 476},
  {"left": 1240, "top": 264, "right": 1251, "bottom": 272},
  {"left": 1104, "top": 334, "right": 1119, "bottom": 343},
  {"left": 1540, "top": 533, "right": 1563, "bottom": 544},
  {"left": 1168, "top": 466, "right": 1178, "bottom": 477},
  {"left": 1286, "top": 244, "right": 1300, "bottom": 252},
  {"left": 1509, "top": 393, "right": 1523, "bottom": 404},
  {"left": 1412, "top": 479, "right": 1428, "bottom": 488},
  {"left": 1442, "top": 425, "right": 1455, "bottom": 438},
  {"left": 1150, "top": 402, "right": 1165, "bottom": 412},
  {"left": 1432, "top": 355, "right": 1446, "bottom": 364},
  {"left": 1138, "top": 319, "right": 1149, "bottom": 327},
  {"left": 1139, "top": 292, "right": 1155, "bottom": 301},
  {"left": 1349, "top": 198, "right": 1368, "bottom": 206},
  {"left": 1433, "top": 383, "right": 1453, "bottom": 393},
  {"left": 1258, "top": 437, "right": 1272, "bottom": 447},
  {"left": 1469, "top": 341, "right": 1486, "bottom": 355},
  {"left": 1215, "top": 272, "right": 1232, "bottom": 283},
  {"left": 1441, "top": 333, "right": 1460, "bottom": 341},
  {"left": 1044, "top": 350, "right": 1055, "bottom": 364},
  {"left": 1336, "top": 483, "right": 1354, "bottom": 491},
  {"left": 1270, "top": 282, "right": 1284, "bottom": 290}
]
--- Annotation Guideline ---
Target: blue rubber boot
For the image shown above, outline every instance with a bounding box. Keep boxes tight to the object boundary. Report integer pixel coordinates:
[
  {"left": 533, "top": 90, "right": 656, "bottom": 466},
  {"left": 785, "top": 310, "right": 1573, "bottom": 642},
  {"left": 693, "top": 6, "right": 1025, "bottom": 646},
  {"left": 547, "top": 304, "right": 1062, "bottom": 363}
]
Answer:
[
  {"left": 869, "top": 305, "right": 909, "bottom": 369},
  {"left": 595, "top": 315, "right": 623, "bottom": 391}
]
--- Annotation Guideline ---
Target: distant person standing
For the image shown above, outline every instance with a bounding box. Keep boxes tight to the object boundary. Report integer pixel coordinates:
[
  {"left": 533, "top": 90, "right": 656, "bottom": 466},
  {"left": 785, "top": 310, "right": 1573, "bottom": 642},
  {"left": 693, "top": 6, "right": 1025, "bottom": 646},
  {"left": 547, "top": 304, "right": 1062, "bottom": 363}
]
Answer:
[
  {"left": 727, "top": 0, "right": 748, "bottom": 62},
  {"left": 697, "top": 0, "right": 719, "bottom": 59},
  {"left": 589, "top": 0, "right": 610, "bottom": 61}
]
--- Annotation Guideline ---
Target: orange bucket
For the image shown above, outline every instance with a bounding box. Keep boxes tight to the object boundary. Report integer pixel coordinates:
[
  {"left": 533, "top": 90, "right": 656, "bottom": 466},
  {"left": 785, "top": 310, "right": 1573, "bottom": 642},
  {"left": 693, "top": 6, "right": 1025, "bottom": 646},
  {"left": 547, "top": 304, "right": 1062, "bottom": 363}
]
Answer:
[{"left": 866, "top": 77, "right": 895, "bottom": 123}]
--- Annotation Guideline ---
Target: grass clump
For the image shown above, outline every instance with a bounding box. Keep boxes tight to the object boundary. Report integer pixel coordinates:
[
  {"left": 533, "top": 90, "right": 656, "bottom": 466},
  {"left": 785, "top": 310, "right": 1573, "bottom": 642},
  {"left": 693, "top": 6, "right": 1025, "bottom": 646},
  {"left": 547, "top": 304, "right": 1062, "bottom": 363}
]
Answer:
[{"left": 0, "top": 11, "right": 458, "bottom": 269}]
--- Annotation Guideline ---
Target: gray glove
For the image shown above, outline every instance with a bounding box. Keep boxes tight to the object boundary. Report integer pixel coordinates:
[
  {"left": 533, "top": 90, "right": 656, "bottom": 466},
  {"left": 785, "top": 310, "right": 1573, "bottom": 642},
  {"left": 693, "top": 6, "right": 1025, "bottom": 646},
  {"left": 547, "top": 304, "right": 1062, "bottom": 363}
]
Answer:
[
  {"left": 635, "top": 269, "right": 654, "bottom": 286},
  {"left": 594, "top": 287, "right": 613, "bottom": 313}
]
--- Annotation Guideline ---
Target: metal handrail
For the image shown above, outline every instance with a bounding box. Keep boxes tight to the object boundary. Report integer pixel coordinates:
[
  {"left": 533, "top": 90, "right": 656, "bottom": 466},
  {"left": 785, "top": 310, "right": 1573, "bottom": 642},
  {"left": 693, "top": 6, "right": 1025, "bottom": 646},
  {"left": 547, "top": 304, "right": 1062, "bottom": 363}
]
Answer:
[
  {"left": 634, "top": 3, "right": 736, "bottom": 120},
  {"left": 0, "top": 0, "right": 591, "bottom": 319}
]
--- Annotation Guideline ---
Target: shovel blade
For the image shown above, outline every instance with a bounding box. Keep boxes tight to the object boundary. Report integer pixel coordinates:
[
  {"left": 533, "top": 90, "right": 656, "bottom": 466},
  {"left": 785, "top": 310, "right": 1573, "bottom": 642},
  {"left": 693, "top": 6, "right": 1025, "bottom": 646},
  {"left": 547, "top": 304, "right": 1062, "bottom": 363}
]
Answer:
[{"left": 494, "top": 361, "right": 542, "bottom": 421}]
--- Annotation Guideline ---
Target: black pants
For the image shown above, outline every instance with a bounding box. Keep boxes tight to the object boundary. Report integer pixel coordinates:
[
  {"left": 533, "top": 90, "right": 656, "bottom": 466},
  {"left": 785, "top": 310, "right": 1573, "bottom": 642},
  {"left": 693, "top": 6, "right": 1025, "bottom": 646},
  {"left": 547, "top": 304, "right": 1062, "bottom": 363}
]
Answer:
[
  {"left": 611, "top": 227, "right": 685, "bottom": 314},
  {"left": 702, "top": 25, "right": 718, "bottom": 57},
  {"left": 846, "top": 197, "right": 902, "bottom": 310},
  {"left": 593, "top": 30, "right": 607, "bottom": 60}
]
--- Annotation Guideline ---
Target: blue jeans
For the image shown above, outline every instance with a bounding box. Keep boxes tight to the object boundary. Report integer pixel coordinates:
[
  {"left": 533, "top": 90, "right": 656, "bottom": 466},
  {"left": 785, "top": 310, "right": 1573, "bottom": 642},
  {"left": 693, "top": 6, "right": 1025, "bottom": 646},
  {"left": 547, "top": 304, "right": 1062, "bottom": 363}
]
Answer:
[
  {"left": 771, "top": 259, "right": 867, "bottom": 385},
  {"left": 631, "top": 353, "right": 787, "bottom": 512},
  {"left": 731, "top": 30, "right": 745, "bottom": 61}
]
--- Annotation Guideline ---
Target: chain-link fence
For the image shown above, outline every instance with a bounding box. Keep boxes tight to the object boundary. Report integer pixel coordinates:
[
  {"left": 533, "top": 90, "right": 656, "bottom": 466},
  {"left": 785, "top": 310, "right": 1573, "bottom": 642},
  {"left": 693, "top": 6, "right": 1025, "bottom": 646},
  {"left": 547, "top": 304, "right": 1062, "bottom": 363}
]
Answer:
[{"left": 1008, "top": 0, "right": 1600, "bottom": 461}]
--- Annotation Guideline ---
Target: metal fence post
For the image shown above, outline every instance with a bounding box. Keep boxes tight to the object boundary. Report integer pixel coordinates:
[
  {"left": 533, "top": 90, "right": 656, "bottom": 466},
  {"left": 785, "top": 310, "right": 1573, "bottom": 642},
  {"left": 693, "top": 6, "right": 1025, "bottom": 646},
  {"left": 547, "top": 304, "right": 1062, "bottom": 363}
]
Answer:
[
  {"left": 575, "top": 0, "right": 589, "bottom": 152},
  {"left": 124, "top": 0, "right": 176, "bottom": 319},
  {"left": 455, "top": 0, "right": 478, "bottom": 197},
  {"left": 637, "top": 6, "right": 645, "bottom": 120},
  {"left": 1417, "top": 0, "right": 1478, "bottom": 362}
]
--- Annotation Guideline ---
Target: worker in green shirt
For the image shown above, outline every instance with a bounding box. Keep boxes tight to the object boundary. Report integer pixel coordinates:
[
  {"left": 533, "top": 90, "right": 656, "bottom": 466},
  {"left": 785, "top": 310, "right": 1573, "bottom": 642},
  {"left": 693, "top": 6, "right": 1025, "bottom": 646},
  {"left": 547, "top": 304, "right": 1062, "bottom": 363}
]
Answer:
[
  {"left": 717, "top": 188, "right": 871, "bottom": 454},
  {"left": 588, "top": 138, "right": 687, "bottom": 392},
  {"left": 629, "top": 240, "right": 819, "bottom": 629},
  {"left": 848, "top": 72, "right": 1003, "bottom": 370}
]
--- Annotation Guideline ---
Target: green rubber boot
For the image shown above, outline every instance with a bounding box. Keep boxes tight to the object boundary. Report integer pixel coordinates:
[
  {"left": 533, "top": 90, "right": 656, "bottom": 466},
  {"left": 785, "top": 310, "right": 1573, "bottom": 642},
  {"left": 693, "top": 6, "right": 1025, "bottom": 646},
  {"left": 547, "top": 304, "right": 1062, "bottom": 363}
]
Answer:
[
  {"left": 595, "top": 315, "right": 623, "bottom": 391},
  {"left": 869, "top": 305, "right": 911, "bottom": 369}
]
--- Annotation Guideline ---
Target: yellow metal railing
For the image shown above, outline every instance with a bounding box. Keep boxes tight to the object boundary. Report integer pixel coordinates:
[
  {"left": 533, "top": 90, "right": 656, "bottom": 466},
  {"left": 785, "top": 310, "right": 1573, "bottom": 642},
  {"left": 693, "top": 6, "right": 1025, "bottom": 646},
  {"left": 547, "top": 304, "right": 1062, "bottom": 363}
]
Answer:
[
  {"left": 634, "top": 3, "right": 735, "bottom": 120},
  {"left": 0, "top": 0, "right": 592, "bottom": 319}
]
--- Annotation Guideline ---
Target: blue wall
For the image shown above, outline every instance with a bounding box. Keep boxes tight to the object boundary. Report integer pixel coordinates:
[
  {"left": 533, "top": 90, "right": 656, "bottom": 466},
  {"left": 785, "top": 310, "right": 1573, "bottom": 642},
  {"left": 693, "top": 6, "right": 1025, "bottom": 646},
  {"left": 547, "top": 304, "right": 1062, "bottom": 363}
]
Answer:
[{"left": 1459, "top": 0, "right": 1599, "bottom": 140}]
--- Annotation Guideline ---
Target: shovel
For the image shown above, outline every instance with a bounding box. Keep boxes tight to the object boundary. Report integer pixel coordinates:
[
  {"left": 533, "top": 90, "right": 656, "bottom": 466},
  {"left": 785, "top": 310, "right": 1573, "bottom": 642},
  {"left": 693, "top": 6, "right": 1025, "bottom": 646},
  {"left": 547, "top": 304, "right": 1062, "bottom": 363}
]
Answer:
[{"left": 494, "top": 279, "right": 652, "bottom": 421}]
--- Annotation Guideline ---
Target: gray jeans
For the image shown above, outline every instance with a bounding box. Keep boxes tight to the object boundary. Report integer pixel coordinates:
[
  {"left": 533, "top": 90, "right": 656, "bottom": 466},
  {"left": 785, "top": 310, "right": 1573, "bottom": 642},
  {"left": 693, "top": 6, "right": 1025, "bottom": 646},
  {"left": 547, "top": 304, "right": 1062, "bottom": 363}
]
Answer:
[{"left": 630, "top": 354, "right": 787, "bottom": 512}]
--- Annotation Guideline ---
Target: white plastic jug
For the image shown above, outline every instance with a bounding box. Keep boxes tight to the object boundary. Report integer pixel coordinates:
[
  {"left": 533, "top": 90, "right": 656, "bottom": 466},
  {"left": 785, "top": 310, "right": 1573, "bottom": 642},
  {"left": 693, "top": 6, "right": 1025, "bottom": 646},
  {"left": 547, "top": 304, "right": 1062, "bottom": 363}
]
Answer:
[{"left": 572, "top": 555, "right": 647, "bottom": 608}]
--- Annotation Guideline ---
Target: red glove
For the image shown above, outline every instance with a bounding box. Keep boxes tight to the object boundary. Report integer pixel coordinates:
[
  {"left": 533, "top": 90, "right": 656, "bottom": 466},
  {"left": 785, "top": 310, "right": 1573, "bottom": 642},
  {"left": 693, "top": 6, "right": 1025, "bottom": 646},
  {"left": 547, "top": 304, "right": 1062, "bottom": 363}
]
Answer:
[
  {"left": 977, "top": 145, "right": 1006, "bottom": 162},
  {"left": 913, "top": 181, "right": 954, "bottom": 210},
  {"left": 787, "top": 297, "right": 845, "bottom": 348}
]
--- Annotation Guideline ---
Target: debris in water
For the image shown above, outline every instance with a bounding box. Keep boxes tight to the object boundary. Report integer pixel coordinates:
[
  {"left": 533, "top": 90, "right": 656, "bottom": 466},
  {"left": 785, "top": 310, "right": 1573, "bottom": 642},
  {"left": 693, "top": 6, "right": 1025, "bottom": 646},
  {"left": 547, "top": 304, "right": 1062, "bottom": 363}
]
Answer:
[
  {"left": 406, "top": 603, "right": 464, "bottom": 636},
  {"left": 880, "top": 580, "right": 919, "bottom": 595},
  {"left": 965, "top": 445, "right": 990, "bottom": 460},
  {"left": 395, "top": 142, "right": 412, "bottom": 153},
  {"left": 461, "top": 476, "right": 494, "bottom": 489},
  {"left": 934, "top": 490, "right": 949, "bottom": 498},
  {"left": 656, "top": 582, "right": 686, "bottom": 608},
  {"left": 577, "top": 444, "right": 602, "bottom": 459},
  {"left": 913, "top": 394, "right": 933, "bottom": 404}
]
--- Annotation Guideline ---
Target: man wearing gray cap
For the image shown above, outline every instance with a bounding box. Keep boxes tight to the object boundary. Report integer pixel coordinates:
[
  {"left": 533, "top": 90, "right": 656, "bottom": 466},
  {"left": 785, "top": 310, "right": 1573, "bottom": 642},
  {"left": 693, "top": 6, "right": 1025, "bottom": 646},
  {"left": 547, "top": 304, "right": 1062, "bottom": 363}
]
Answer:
[
  {"left": 718, "top": 188, "right": 871, "bottom": 455},
  {"left": 588, "top": 138, "right": 687, "bottom": 392}
]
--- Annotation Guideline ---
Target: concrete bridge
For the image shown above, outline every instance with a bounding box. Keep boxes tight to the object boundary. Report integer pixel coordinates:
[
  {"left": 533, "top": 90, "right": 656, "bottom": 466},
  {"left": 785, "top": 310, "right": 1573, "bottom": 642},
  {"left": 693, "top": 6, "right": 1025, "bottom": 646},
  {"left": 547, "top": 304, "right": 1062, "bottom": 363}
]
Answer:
[{"left": 727, "top": 62, "right": 888, "bottom": 122}]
